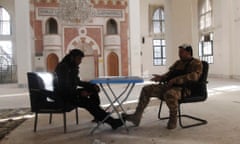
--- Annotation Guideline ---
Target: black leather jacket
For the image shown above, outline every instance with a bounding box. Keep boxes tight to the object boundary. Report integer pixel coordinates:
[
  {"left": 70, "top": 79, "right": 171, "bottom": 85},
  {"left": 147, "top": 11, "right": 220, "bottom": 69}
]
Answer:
[{"left": 54, "top": 56, "right": 96, "bottom": 104}]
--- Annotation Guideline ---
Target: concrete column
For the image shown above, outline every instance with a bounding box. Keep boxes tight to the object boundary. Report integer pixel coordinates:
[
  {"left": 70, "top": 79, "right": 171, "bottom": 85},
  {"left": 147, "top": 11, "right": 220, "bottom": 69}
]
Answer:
[
  {"left": 15, "top": 0, "right": 32, "bottom": 87},
  {"left": 129, "top": 0, "right": 141, "bottom": 76}
]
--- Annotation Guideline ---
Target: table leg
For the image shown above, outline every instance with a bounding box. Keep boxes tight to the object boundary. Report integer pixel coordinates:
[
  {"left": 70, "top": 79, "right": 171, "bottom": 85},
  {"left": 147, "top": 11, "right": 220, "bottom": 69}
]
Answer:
[{"left": 90, "top": 83, "right": 136, "bottom": 134}]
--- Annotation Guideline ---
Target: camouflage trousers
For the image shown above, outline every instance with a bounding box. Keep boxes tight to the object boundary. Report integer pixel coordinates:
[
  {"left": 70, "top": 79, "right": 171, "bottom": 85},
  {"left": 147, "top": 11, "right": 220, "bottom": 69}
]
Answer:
[{"left": 134, "top": 84, "right": 182, "bottom": 117}]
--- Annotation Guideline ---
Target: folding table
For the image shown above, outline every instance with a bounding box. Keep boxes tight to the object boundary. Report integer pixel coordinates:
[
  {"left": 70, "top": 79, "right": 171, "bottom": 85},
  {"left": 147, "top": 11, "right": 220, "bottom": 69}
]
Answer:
[{"left": 90, "top": 76, "right": 144, "bottom": 134}]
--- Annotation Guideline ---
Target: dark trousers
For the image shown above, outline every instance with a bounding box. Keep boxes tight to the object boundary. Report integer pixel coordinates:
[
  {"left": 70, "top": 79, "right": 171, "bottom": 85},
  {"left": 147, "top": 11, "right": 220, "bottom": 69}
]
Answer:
[{"left": 76, "top": 92, "right": 108, "bottom": 121}]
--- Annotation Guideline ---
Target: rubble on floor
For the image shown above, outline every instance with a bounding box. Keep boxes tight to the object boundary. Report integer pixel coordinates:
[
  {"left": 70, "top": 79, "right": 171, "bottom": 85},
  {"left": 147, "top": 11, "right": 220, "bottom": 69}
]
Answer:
[{"left": 0, "top": 108, "right": 32, "bottom": 140}]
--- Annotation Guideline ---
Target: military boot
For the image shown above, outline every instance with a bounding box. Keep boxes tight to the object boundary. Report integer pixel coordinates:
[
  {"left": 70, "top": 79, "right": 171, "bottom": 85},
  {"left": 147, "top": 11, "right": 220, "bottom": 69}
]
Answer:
[
  {"left": 122, "top": 113, "right": 141, "bottom": 126},
  {"left": 167, "top": 112, "right": 177, "bottom": 129},
  {"left": 122, "top": 87, "right": 151, "bottom": 126}
]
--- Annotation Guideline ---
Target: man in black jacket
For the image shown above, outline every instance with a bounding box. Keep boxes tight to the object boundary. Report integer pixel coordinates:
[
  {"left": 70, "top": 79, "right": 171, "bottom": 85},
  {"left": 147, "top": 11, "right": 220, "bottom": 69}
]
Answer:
[{"left": 54, "top": 49, "right": 123, "bottom": 130}]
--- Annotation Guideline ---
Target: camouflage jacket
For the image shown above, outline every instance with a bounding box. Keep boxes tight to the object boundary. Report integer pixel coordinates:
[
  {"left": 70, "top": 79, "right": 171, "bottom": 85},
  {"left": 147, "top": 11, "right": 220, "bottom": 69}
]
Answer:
[{"left": 162, "top": 58, "right": 203, "bottom": 96}]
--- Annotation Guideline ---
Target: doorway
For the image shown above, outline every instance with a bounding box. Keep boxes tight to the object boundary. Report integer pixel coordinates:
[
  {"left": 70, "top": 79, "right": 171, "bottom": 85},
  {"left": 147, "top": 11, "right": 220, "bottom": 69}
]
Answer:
[
  {"left": 107, "top": 52, "right": 119, "bottom": 76},
  {"left": 46, "top": 53, "right": 58, "bottom": 73}
]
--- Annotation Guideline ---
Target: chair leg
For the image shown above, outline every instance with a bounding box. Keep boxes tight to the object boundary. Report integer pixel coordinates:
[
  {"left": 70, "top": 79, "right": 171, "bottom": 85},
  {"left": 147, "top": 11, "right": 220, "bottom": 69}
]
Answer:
[
  {"left": 158, "top": 101, "right": 207, "bottom": 128},
  {"left": 75, "top": 108, "right": 79, "bottom": 124},
  {"left": 49, "top": 113, "right": 52, "bottom": 124},
  {"left": 158, "top": 100, "right": 170, "bottom": 120},
  {"left": 158, "top": 101, "right": 162, "bottom": 119},
  {"left": 34, "top": 113, "right": 38, "bottom": 132},
  {"left": 178, "top": 104, "right": 207, "bottom": 128},
  {"left": 63, "top": 112, "right": 67, "bottom": 133}
]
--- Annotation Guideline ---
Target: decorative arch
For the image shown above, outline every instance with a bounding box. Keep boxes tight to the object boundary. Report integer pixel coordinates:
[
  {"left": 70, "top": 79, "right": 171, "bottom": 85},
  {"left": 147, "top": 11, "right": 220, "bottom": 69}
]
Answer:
[
  {"left": 67, "top": 33, "right": 100, "bottom": 80},
  {"left": 107, "top": 52, "right": 119, "bottom": 76},
  {"left": 46, "top": 53, "right": 59, "bottom": 73},
  {"left": 68, "top": 31, "right": 100, "bottom": 55}
]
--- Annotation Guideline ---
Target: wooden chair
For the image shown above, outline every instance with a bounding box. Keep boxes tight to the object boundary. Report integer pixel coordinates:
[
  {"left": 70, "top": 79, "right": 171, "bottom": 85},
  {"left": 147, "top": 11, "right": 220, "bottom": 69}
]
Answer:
[
  {"left": 158, "top": 61, "right": 209, "bottom": 128},
  {"left": 27, "top": 72, "right": 79, "bottom": 133}
]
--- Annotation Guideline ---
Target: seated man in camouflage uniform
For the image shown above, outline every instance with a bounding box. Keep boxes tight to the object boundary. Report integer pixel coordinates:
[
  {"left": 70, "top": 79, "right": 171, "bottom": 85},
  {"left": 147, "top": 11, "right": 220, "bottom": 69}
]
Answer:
[{"left": 122, "top": 44, "right": 203, "bottom": 129}]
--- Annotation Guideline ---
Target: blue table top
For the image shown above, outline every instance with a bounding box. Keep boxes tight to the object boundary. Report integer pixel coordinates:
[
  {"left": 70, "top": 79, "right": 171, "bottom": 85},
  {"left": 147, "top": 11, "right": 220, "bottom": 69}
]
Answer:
[{"left": 90, "top": 76, "right": 144, "bottom": 84}]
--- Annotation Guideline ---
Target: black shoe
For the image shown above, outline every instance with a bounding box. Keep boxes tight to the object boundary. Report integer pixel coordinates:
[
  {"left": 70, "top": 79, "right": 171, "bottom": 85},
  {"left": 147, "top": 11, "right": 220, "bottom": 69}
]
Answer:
[
  {"left": 121, "top": 113, "right": 127, "bottom": 119},
  {"left": 91, "top": 118, "right": 99, "bottom": 123},
  {"left": 111, "top": 119, "right": 124, "bottom": 130}
]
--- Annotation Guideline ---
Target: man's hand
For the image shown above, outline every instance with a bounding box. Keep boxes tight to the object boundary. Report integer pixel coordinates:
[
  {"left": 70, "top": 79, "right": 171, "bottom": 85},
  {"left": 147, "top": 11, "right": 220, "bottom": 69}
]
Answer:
[
  {"left": 166, "top": 79, "right": 174, "bottom": 88},
  {"left": 80, "top": 90, "right": 93, "bottom": 97},
  {"left": 93, "top": 84, "right": 100, "bottom": 93}
]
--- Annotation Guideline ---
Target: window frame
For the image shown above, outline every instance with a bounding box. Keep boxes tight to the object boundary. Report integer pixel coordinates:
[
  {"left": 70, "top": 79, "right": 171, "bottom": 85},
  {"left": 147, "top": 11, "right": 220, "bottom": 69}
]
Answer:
[
  {"left": 152, "top": 39, "right": 166, "bottom": 66},
  {"left": 152, "top": 7, "right": 165, "bottom": 34},
  {"left": 0, "top": 6, "right": 11, "bottom": 35},
  {"left": 198, "top": 33, "right": 214, "bottom": 63},
  {"left": 198, "top": 0, "right": 214, "bottom": 64},
  {"left": 0, "top": 6, "right": 16, "bottom": 83}
]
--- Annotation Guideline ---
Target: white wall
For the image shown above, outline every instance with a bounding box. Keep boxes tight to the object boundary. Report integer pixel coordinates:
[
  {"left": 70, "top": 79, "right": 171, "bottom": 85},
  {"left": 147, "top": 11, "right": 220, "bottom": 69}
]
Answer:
[
  {"left": 139, "top": 0, "right": 195, "bottom": 77},
  {"left": 15, "top": 0, "right": 32, "bottom": 87},
  {"left": 230, "top": 0, "right": 240, "bottom": 79},
  {"left": 139, "top": 0, "right": 240, "bottom": 79},
  {"left": 169, "top": 0, "right": 194, "bottom": 58},
  {"left": 129, "top": 0, "right": 141, "bottom": 76},
  {"left": 190, "top": 0, "right": 199, "bottom": 60},
  {"left": 0, "top": 1, "right": 14, "bottom": 18},
  {"left": 140, "top": 0, "right": 167, "bottom": 77},
  {"left": 204, "top": 0, "right": 240, "bottom": 78},
  {"left": 207, "top": 0, "right": 231, "bottom": 78}
]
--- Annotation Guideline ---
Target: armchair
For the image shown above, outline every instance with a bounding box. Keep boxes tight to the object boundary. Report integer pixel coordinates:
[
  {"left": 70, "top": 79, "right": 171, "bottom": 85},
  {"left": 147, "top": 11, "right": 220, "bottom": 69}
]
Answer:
[{"left": 27, "top": 72, "right": 79, "bottom": 133}]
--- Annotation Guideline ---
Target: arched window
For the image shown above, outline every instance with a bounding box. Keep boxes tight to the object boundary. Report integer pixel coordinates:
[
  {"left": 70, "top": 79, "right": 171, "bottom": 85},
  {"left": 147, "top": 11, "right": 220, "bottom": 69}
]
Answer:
[
  {"left": 199, "top": 0, "right": 212, "bottom": 30},
  {"left": 0, "top": 6, "right": 16, "bottom": 83},
  {"left": 152, "top": 7, "right": 165, "bottom": 34},
  {"left": 0, "top": 6, "right": 11, "bottom": 35},
  {"left": 199, "top": 0, "right": 214, "bottom": 64},
  {"left": 151, "top": 7, "right": 166, "bottom": 66},
  {"left": 46, "top": 18, "right": 58, "bottom": 34},
  {"left": 107, "top": 19, "right": 117, "bottom": 34}
]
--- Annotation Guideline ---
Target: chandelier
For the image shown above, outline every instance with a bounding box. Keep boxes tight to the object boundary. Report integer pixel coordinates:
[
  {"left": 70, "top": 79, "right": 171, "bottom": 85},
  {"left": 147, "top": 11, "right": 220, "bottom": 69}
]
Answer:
[{"left": 57, "top": 0, "right": 96, "bottom": 25}]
